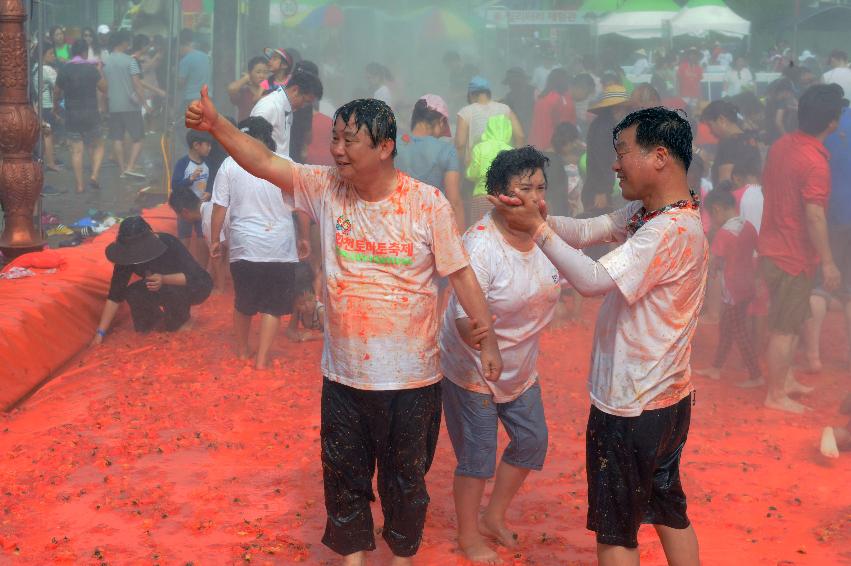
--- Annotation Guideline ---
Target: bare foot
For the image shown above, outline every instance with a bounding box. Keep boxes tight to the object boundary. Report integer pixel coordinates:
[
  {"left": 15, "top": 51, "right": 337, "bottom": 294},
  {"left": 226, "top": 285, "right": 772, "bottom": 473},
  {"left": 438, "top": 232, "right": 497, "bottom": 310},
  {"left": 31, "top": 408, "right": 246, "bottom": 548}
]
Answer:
[
  {"left": 342, "top": 550, "right": 366, "bottom": 566},
  {"left": 695, "top": 367, "right": 721, "bottom": 380},
  {"left": 735, "top": 377, "right": 765, "bottom": 389},
  {"left": 458, "top": 533, "right": 502, "bottom": 564},
  {"left": 479, "top": 515, "right": 518, "bottom": 549},
  {"left": 803, "top": 357, "right": 823, "bottom": 374},
  {"left": 820, "top": 427, "right": 840, "bottom": 458},
  {"left": 764, "top": 394, "right": 809, "bottom": 414},
  {"left": 785, "top": 373, "right": 814, "bottom": 395}
]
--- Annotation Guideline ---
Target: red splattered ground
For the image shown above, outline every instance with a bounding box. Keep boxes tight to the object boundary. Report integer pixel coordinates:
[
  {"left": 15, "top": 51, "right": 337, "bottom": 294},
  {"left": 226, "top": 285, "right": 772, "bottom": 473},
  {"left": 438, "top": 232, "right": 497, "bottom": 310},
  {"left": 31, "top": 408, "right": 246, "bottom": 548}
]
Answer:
[{"left": 1, "top": 294, "right": 850, "bottom": 565}]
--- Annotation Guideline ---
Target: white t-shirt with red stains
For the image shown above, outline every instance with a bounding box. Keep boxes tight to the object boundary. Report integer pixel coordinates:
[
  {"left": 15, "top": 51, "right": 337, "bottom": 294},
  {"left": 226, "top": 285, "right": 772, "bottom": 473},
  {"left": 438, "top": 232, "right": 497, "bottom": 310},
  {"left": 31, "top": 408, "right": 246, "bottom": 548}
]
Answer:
[
  {"left": 593, "top": 202, "right": 708, "bottom": 417},
  {"left": 439, "top": 213, "right": 561, "bottom": 403},
  {"left": 293, "top": 165, "right": 469, "bottom": 391}
]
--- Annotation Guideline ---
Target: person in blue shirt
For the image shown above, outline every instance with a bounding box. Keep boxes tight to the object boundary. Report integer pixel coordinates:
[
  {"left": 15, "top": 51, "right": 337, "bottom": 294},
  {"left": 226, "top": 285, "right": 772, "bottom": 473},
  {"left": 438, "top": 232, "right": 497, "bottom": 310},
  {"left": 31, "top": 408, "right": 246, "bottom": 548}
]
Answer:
[
  {"left": 804, "top": 104, "right": 851, "bottom": 372},
  {"left": 396, "top": 94, "right": 464, "bottom": 230},
  {"left": 171, "top": 129, "right": 213, "bottom": 266},
  {"left": 177, "top": 28, "right": 211, "bottom": 109}
]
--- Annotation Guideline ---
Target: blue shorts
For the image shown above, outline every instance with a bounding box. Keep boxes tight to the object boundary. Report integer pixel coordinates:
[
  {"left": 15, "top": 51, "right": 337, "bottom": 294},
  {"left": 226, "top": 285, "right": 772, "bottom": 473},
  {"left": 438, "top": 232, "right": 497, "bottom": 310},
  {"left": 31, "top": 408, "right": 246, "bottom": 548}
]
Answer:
[{"left": 442, "top": 378, "right": 547, "bottom": 478}]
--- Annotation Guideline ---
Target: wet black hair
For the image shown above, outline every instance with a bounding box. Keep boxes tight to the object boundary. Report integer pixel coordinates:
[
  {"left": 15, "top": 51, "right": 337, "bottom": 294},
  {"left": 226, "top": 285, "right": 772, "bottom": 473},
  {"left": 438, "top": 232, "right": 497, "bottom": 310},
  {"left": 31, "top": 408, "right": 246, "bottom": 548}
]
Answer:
[
  {"left": 132, "top": 34, "right": 150, "bottom": 53},
  {"left": 701, "top": 99, "right": 740, "bottom": 124},
  {"left": 237, "top": 116, "right": 277, "bottom": 152},
  {"left": 798, "top": 83, "right": 846, "bottom": 136},
  {"left": 572, "top": 73, "right": 596, "bottom": 94},
  {"left": 179, "top": 28, "right": 193, "bottom": 46},
  {"left": 70, "top": 38, "right": 88, "bottom": 59},
  {"left": 286, "top": 69, "right": 324, "bottom": 100},
  {"left": 551, "top": 121, "right": 580, "bottom": 152},
  {"left": 294, "top": 60, "right": 319, "bottom": 76},
  {"left": 410, "top": 98, "right": 444, "bottom": 131},
  {"left": 333, "top": 98, "right": 398, "bottom": 157},
  {"left": 247, "top": 55, "right": 267, "bottom": 73},
  {"left": 613, "top": 106, "right": 693, "bottom": 171},
  {"left": 185, "top": 129, "right": 213, "bottom": 150},
  {"left": 111, "top": 29, "right": 132, "bottom": 49},
  {"left": 486, "top": 146, "right": 550, "bottom": 197},
  {"left": 703, "top": 184, "right": 736, "bottom": 209},
  {"left": 730, "top": 144, "right": 762, "bottom": 179},
  {"left": 168, "top": 187, "right": 201, "bottom": 214},
  {"left": 541, "top": 68, "right": 570, "bottom": 97},
  {"left": 49, "top": 25, "right": 64, "bottom": 42}
]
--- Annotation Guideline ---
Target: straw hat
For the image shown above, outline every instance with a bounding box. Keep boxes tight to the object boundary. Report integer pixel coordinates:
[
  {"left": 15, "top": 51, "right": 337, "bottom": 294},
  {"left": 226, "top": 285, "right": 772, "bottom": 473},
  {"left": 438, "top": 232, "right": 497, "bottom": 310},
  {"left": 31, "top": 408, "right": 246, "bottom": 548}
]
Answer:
[{"left": 588, "top": 85, "right": 629, "bottom": 113}]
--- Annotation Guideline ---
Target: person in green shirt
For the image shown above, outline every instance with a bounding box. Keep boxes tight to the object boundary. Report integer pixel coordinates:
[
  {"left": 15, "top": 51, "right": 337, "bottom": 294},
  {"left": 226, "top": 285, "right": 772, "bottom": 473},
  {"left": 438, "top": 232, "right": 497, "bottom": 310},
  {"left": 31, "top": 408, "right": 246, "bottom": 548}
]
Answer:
[{"left": 466, "top": 114, "right": 512, "bottom": 225}]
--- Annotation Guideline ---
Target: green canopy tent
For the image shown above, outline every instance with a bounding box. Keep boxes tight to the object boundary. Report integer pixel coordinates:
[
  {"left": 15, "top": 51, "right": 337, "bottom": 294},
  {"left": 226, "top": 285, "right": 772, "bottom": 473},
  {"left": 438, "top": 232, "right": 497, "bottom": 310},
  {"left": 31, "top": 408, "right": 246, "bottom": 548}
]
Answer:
[{"left": 595, "top": 0, "right": 680, "bottom": 39}]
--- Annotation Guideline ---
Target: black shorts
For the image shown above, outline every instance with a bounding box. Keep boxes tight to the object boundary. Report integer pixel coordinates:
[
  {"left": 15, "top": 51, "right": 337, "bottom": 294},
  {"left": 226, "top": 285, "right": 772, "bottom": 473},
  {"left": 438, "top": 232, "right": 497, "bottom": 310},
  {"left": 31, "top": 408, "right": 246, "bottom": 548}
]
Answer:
[
  {"left": 65, "top": 110, "right": 101, "bottom": 144},
  {"left": 230, "top": 260, "right": 296, "bottom": 316},
  {"left": 586, "top": 394, "right": 693, "bottom": 548},
  {"left": 108, "top": 111, "right": 144, "bottom": 142}
]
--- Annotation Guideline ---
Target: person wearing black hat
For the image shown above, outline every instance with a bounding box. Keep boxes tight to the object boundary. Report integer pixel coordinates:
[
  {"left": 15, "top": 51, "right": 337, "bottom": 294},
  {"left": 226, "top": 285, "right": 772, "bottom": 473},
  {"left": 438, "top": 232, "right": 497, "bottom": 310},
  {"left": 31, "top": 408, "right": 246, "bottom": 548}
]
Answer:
[{"left": 91, "top": 216, "right": 213, "bottom": 344}]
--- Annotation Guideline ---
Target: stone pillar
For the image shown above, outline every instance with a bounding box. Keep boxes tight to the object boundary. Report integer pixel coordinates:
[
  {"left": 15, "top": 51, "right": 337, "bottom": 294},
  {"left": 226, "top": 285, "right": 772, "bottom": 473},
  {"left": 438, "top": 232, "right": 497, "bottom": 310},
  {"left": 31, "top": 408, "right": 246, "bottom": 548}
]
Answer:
[{"left": 0, "top": 0, "right": 45, "bottom": 258}]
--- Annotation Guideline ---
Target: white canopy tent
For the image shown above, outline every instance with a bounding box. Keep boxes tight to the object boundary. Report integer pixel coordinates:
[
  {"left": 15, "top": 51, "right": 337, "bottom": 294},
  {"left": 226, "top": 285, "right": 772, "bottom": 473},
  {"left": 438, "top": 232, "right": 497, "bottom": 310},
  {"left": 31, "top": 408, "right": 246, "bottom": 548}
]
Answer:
[
  {"left": 670, "top": 0, "right": 751, "bottom": 38},
  {"left": 595, "top": 0, "right": 680, "bottom": 39}
]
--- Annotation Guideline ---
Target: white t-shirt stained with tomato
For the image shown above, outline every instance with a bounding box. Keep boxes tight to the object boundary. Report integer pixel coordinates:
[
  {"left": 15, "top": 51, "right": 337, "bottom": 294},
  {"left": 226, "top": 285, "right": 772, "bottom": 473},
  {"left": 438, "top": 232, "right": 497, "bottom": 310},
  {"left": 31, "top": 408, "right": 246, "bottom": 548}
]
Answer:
[
  {"left": 293, "top": 165, "right": 469, "bottom": 390},
  {"left": 593, "top": 202, "right": 708, "bottom": 417}
]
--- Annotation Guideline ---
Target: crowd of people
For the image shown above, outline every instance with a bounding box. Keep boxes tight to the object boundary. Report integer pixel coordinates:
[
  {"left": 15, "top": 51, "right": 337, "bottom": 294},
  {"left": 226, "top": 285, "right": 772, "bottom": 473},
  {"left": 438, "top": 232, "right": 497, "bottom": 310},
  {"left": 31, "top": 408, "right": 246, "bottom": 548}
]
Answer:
[{"left": 52, "top": 23, "right": 851, "bottom": 566}]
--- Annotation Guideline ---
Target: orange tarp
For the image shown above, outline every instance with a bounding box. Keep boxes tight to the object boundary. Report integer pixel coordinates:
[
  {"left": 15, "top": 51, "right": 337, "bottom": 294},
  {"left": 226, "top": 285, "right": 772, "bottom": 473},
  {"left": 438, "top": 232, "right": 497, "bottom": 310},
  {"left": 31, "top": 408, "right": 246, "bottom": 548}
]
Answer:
[{"left": 0, "top": 205, "right": 175, "bottom": 411}]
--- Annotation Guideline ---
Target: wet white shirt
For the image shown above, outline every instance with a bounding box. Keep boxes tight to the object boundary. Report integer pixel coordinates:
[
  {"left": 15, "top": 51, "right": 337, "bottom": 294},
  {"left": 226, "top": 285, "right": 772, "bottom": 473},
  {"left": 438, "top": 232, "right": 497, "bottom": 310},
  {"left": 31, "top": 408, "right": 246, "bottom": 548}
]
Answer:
[{"left": 440, "top": 214, "right": 561, "bottom": 403}]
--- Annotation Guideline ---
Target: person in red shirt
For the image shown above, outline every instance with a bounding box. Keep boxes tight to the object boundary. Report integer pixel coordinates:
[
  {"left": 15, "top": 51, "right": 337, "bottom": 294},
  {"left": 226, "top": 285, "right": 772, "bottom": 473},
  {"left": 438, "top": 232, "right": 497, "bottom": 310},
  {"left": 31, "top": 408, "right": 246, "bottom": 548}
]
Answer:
[
  {"left": 758, "top": 84, "right": 846, "bottom": 414},
  {"left": 528, "top": 68, "right": 578, "bottom": 151},
  {"left": 697, "top": 187, "right": 762, "bottom": 387},
  {"left": 677, "top": 49, "right": 703, "bottom": 108}
]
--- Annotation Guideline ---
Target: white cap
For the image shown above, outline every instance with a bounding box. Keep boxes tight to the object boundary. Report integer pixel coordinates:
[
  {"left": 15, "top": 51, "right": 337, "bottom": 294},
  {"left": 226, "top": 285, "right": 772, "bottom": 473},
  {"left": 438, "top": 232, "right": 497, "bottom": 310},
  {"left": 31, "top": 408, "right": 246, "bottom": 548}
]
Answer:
[{"left": 97, "top": 24, "right": 110, "bottom": 35}]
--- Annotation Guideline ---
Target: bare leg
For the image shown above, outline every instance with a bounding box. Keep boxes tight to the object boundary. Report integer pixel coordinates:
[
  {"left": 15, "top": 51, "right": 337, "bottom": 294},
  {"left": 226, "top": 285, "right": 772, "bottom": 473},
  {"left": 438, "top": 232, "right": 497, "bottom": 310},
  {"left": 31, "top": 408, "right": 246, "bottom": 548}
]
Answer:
[
  {"left": 802, "top": 294, "right": 827, "bottom": 373},
  {"left": 70, "top": 140, "right": 85, "bottom": 192},
  {"left": 43, "top": 130, "right": 58, "bottom": 168},
  {"left": 597, "top": 544, "right": 639, "bottom": 566},
  {"left": 454, "top": 475, "right": 501, "bottom": 564},
  {"left": 654, "top": 524, "right": 700, "bottom": 566},
  {"left": 233, "top": 311, "right": 252, "bottom": 359},
  {"left": 193, "top": 237, "right": 209, "bottom": 271},
  {"left": 89, "top": 138, "right": 104, "bottom": 183},
  {"left": 480, "top": 461, "right": 528, "bottom": 548},
  {"left": 126, "top": 140, "right": 143, "bottom": 172},
  {"left": 844, "top": 300, "right": 851, "bottom": 369},
  {"left": 113, "top": 139, "right": 126, "bottom": 172},
  {"left": 764, "top": 332, "right": 808, "bottom": 413},
  {"left": 256, "top": 314, "right": 280, "bottom": 369},
  {"left": 389, "top": 557, "right": 413, "bottom": 566},
  {"left": 341, "top": 551, "right": 366, "bottom": 566}
]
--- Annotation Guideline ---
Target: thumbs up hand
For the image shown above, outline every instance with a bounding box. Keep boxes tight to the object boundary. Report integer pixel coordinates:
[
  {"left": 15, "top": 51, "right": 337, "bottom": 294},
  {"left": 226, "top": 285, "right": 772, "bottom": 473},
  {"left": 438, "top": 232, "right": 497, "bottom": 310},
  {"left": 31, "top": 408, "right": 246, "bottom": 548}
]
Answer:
[{"left": 185, "top": 84, "right": 218, "bottom": 132}]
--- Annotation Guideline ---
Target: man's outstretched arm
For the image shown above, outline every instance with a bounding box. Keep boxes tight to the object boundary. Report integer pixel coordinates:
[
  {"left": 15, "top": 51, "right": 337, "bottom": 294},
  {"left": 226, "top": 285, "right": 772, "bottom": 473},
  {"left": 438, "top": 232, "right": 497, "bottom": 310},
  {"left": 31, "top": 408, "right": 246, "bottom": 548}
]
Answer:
[{"left": 185, "top": 85, "right": 295, "bottom": 194}]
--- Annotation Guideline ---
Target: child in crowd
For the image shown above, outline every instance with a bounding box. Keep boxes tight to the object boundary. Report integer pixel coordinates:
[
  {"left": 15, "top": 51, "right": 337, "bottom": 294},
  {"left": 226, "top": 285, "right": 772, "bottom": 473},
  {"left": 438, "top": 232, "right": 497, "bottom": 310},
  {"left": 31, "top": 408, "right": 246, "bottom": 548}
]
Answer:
[
  {"left": 729, "top": 146, "right": 764, "bottom": 233},
  {"left": 697, "top": 187, "right": 763, "bottom": 387},
  {"left": 168, "top": 188, "right": 229, "bottom": 293},
  {"left": 286, "top": 263, "right": 324, "bottom": 342},
  {"left": 171, "top": 130, "right": 213, "bottom": 266},
  {"left": 466, "top": 114, "right": 513, "bottom": 224}
]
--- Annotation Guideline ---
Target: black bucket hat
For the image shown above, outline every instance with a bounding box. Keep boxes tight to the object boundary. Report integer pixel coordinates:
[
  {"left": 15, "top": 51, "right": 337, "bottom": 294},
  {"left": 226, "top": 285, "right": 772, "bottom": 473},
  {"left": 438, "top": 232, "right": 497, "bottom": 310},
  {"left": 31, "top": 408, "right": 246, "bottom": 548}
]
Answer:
[{"left": 105, "top": 216, "right": 167, "bottom": 265}]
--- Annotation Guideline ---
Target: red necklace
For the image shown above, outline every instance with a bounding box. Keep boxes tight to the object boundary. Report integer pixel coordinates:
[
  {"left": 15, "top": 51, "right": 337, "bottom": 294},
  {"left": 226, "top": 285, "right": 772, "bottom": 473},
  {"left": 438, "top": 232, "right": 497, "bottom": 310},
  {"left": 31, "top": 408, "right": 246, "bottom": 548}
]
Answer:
[{"left": 626, "top": 189, "right": 700, "bottom": 235}]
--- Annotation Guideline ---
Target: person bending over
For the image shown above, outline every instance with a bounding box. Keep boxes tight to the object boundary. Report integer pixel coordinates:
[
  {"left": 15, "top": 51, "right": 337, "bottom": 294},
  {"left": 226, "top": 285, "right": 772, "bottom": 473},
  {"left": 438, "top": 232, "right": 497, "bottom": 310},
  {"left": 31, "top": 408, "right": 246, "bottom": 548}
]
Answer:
[{"left": 92, "top": 216, "right": 212, "bottom": 344}]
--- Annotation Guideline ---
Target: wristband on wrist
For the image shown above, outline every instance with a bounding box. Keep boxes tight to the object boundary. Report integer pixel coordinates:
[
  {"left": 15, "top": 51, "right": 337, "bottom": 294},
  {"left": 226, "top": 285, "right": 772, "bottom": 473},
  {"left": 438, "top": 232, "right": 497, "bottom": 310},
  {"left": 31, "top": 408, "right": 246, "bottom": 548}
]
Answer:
[{"left": 96, "top": 328, "right": 107, "bottom": 338}]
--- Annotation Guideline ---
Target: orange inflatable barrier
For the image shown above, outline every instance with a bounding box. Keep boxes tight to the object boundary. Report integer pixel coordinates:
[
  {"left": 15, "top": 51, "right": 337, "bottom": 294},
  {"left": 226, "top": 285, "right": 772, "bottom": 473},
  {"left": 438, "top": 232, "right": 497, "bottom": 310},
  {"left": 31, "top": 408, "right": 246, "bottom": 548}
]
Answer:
[{"left": 0, "top": 205, "right": 176, "bottom": 411}]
